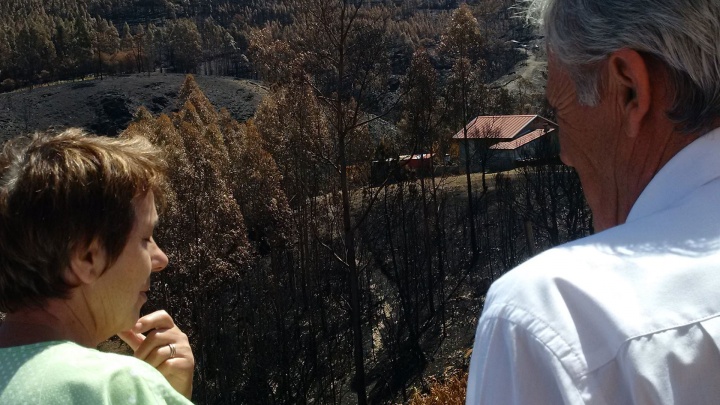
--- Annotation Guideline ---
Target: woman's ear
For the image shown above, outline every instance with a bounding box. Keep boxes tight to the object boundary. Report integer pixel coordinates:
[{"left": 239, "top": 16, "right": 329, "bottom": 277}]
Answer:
[
  {"left": 65, "top": 239, "right": 106, "bottom": 285},
  {"left": 607, "top": 48, "right": 652, "bottom": 138}
]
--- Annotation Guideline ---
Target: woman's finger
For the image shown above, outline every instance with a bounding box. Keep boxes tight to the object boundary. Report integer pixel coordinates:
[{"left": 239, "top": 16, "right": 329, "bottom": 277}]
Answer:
[{"left": 117, "top": 330, "right": 145, "bottom": 352}]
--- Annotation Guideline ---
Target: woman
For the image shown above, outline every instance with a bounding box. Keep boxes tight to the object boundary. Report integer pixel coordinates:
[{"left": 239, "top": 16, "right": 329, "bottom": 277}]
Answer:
[{"left": 0, "top": 130, "right": 194, "bottom": 404}]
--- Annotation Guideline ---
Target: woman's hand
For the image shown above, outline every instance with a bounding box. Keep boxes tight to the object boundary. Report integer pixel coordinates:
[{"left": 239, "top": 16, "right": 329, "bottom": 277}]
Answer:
[{"left": 118, "top": 310, "right": 195, "bottom": 399}]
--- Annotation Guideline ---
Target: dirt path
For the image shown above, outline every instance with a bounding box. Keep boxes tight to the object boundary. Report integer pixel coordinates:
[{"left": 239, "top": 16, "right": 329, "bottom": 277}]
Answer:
[{"left": 492, "top": 43, "right": 548, "bottom": 95}]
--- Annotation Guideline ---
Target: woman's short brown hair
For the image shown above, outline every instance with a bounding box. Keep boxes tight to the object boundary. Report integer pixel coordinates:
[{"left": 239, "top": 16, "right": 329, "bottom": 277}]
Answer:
[{"left": 0, "top": 129, "right": 167, "bottom": 313}]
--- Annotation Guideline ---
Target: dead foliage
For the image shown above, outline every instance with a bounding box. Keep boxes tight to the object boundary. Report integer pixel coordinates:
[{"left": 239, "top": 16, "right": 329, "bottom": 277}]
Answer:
[{"left": 408, "top": 370, "right": 468, "bottom": 405}]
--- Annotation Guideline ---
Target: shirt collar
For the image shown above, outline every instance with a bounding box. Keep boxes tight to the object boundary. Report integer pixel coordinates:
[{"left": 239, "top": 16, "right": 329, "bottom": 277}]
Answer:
[{"left": 627, "top": 127, "right": 720, "bottom": 223}]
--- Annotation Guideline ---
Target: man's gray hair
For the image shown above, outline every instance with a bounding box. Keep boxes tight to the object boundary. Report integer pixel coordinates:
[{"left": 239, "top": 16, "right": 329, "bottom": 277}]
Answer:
[{"left": 526, "top": 0, "right": 720, "bottom": 133}]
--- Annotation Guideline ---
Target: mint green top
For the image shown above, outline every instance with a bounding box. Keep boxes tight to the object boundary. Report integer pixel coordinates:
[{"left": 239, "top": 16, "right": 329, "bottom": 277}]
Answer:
[{"left": 0, "top": 341, "right": 193, "bottom": 404}]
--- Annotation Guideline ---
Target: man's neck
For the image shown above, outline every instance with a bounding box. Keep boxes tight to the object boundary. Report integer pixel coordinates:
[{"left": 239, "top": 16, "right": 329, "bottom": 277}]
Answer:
[{"left": 595, "top": 118, "right": 705, "bottom": 232}]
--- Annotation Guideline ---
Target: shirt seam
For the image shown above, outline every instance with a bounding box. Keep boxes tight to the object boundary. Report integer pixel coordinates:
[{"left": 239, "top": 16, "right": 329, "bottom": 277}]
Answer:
[
  {"left": 483, "top": 301, "right": 587, "bottom": 379},
  {"left": 488, "top": 303, "right": 720, "bottom": 381},
  {"left": 580, "top": 312, "right": 720, "bottom": 378},
  {"left": 481, "top": 307, "right": 587, "bottom": 402}
]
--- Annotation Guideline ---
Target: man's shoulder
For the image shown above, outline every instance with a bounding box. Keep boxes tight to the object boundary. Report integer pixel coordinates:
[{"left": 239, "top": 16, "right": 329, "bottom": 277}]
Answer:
[
  {"left": 485, "top": 234, "right": 620, "bottom": 315},
  {"left": 482, "top": 222, "right": 720, "bottom": 373},
  {"left": 487, "top": 212, "right": 720, "bottom": 324}
]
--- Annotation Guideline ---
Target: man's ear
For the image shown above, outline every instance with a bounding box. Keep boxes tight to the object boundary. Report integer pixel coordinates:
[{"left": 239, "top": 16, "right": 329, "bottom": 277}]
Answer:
[
  {"left": 65, "top": 239, "right": 106, "bottom": 285},
  {"left": 607, "top": 48, "right": 652, "bottom": 138}
]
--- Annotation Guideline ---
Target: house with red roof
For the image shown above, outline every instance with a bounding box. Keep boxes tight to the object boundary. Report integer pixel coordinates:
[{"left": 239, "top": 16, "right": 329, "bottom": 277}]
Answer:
[{"left": 452, "top": 115, "right": 559, "bottom": 173}]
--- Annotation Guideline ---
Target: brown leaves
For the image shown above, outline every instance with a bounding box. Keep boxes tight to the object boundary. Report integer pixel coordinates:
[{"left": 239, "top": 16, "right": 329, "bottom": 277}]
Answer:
[
  {"left": 408, "top": 370, "right": 468, "bottom": 405},
  {"left": 122, "top": 75, "right": 293, "bottom": 280}
]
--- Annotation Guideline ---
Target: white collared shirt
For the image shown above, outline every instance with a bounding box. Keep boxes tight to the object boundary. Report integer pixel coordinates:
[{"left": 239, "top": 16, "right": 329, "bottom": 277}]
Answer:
[{"left": 466, "top": 128, "right": 720, "bottom": 405}]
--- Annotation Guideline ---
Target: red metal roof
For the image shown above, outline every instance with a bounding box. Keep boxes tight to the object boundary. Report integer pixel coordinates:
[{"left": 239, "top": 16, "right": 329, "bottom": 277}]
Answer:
[
  {"left": 489, "top": 129, "right": 552, "bottom": 150},
  {"left": 452, "top": 115, "right": 538, "bottom": 140}
]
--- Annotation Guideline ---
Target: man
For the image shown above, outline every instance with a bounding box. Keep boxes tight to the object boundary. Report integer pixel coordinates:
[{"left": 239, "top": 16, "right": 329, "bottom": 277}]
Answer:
[
  {"left": 466, "top": 0, "right": 720, "bottom": 404},
  {"left": 0, "top": 130, "right": 194, "bottom": 403}
]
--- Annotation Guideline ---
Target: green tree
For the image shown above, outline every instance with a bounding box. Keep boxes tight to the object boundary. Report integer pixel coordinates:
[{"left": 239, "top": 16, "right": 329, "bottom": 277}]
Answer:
[
  {"left": 131, "top": 24, "right": 146, "bottom": 73},
  {"left": 14, "top": 21, "right": 56, "bottom": 85},
  {"left": 167, "top": 19, "right": 202, "bottom": 73},
  {"left": 51, "top": 19, "right": 74, "bottom": 78},
  {"left": 0, "top": 28, "right": 13, "bottom": 83},
  {"left": 118, "top": 22, "right": 134, "bottom": 72},
  {"left": 199, "top": 18, "right": 237, "bottom": 75},
  {"left": 92, "top": 18, "right": 120, "bottom": 78},
  {"left": 144, "top": 23, "right": 161, "bottom": 74},
  {"left": 120, "top": 22, "right": 132, "bottom": 51},
  {"left": 72, "top": 17, "right": 94, "bottom": 76}
]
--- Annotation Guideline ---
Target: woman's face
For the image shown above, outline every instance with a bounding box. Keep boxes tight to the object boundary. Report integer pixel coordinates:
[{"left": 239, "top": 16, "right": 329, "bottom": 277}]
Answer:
[{"left": 87, "top": 191, "right": 169, "bottom": 338}]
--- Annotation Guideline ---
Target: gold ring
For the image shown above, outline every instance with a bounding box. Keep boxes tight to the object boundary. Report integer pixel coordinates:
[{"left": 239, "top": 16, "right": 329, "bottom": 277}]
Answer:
[{"left": 168, "top": 343, "right": 176, "bottom": 359}]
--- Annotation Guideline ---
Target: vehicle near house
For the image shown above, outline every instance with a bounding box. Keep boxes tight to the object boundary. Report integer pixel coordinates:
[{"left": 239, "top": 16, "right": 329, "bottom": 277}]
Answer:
[{"left": 371, "top": 153, "right": 436, "bottom": 185}]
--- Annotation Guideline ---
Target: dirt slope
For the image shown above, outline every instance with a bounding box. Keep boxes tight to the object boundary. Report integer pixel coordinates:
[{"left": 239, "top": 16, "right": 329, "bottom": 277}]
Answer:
[{"left": 492, "top": 38, "right": 548, "bottom": 95}]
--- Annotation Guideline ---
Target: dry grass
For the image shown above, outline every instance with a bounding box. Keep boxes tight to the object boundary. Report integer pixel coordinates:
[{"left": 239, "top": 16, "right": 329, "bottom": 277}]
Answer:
[{"left": 408, "top": 370, "right": 468, "bottom": 405}]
